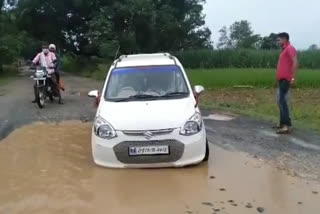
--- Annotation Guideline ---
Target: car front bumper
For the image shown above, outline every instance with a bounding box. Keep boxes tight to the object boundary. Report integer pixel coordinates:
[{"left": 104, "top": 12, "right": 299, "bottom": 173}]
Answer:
[{"left": 91, "top": 127, "right": 207, "bottom": 168}]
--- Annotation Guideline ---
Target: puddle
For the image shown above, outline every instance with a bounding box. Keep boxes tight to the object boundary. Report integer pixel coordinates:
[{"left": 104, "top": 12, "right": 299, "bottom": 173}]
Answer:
[
  {"left": 0, "top": 122, "right": 319, "bottom": 214},
  {"left": 259, "top": 130, "right": 279, "bottom": 138},
  {"left": 203, "top": 113, "right": 235, "bottom": 121},
  {"left": 70, "top": 91, "right": 89, "bottom": 97}
]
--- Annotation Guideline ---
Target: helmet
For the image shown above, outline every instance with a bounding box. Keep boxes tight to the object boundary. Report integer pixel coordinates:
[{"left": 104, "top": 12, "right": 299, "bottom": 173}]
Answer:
[{"left": 49, "top": 44, "right": 56, "bottom": 51}]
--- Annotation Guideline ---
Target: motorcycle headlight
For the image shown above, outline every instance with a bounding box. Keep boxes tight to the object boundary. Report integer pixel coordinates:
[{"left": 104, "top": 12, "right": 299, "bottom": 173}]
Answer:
[
  {"left": 35, "top": 70, "right": 44, "bottom": 77},
  {"left": 94, "top": 116, "right": 117, "bottom": 139},
  {"left": 180, "top": 112, "right": 203, "bottom": 136}
]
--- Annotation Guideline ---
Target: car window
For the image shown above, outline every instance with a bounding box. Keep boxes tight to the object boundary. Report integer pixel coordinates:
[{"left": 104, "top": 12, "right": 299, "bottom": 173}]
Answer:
[{"left": 105, "top": 65, "right": 189, "bottom": 101}]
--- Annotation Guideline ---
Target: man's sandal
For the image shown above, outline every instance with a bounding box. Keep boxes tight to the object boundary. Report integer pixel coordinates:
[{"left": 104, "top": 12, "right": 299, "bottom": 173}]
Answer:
[{"left": 276, "top": 127, "right": 291, "bottom": 134}]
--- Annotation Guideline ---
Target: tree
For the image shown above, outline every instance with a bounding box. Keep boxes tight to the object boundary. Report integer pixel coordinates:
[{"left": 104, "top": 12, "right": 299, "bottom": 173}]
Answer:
[
  {"left": 260, "top": 33, "right": 279, "bottom": 50},
  {"left": 308, "top": 44, "right": 318, "bottom": 51},
  {"left": 15, "top": 0, "right": 212, "bottom": 56},
  {"left": 217, "top": 26, "right": 232, "bottom": 49},
  {"left": 16, "top": 0, "right": 103, "bottom": 53},
  {"left": 229, "top": 20, "right": 260, "bottom": 49}
]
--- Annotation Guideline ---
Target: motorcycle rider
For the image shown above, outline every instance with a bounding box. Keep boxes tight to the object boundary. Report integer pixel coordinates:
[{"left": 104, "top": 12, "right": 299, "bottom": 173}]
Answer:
[{"left": 32, "top": 44, "right": 62, "bottom": 104}]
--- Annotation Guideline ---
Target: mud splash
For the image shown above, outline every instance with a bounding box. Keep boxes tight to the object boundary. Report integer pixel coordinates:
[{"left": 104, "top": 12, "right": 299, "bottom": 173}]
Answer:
[{"left": 0, "top": 122, "right": 319, "bottom": 214}]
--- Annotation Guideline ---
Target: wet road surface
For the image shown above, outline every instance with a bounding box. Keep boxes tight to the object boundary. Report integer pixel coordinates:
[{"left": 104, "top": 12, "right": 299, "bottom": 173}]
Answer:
[{"left": 0, "top": 122, "right": 319, "bottom": 214}]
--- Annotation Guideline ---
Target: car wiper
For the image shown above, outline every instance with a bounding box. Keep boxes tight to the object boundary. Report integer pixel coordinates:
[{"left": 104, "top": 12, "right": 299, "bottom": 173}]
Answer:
[
  {"left": 114, "top": 94, "right": 159, "bottom": 102},
  {"left": 161, "top": 92, "right": 189, "bottom": 98}
]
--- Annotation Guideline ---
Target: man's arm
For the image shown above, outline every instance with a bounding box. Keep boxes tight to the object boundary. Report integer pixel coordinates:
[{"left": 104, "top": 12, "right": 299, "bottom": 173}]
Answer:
[
  {"left": 32, "top": 53, "right": 40, "bottom": 65},
  {"left": 51, "top": 52, "right": 57, "bottom": 61},
  {"left": 288, "top": 46, "right": 298, "bottom": 84},
  {"left": 291, "top": 55, "right": 299, "bottom": 84}
]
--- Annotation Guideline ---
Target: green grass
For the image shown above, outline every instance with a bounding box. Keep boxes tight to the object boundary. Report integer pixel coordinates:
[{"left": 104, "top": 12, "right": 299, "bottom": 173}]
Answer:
[
  {"left": 0, "top": 76, "right": 15, "bottom": 86},
  {"left": 187, "top": 68, "right": 320, "bottom": 131},
  {"left": 201, "top": 88, "right": 320, "bottom": 132},
  {"left": 188, "top": 68, "right": 320, "bottom": 89},
  {"left": 0, "top": 65, "right": 18, "bottom": 86}
]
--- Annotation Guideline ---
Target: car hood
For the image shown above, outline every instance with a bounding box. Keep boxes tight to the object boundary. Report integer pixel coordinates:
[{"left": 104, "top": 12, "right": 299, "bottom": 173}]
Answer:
[{"left": 98, "top": 98, "right": 196, "bottom": 130}]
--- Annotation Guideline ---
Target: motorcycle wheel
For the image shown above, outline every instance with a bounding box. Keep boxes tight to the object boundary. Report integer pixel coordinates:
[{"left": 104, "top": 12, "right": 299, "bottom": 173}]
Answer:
[{"left": 36, "top": 89, "right": 45, "bottom": 109}]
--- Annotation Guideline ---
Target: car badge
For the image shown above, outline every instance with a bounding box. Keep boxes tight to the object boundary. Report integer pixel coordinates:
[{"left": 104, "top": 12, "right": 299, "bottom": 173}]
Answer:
[{"left": 144, "top": 131, "right": 153, "bottom": 140}]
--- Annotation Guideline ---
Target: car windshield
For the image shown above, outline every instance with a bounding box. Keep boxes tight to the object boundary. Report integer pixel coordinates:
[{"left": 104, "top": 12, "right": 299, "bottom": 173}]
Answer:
[{"left": 105, "top": 65, "right": 189, "bottom": 102}]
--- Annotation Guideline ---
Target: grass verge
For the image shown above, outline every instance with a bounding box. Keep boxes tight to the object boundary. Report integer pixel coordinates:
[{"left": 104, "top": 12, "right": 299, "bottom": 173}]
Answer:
[
  {"left": 201, "top": 88, "right": 320, "bottom": 132},
  {"left": 0, "top": 65, "right": 19, "bottom": 86}
]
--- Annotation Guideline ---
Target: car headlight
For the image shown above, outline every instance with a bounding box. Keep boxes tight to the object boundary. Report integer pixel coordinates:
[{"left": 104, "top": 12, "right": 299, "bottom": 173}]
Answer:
[
  {"left": 94, "top": 116, "right": 117, "bottom": 139},
  {"left": 180, "top": 112, "right": 203, "bottom": 136}
]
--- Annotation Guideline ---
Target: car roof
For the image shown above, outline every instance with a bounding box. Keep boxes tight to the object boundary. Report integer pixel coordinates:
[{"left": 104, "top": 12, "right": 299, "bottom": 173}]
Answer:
[{"left": 114, "top": 53, "right": 177, "bottom": 68}]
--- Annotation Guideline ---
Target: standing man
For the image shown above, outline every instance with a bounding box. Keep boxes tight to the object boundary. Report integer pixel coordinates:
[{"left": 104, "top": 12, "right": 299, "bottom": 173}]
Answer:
[{"left": 276, "top": 33, "right": 299, "bottom": 134}]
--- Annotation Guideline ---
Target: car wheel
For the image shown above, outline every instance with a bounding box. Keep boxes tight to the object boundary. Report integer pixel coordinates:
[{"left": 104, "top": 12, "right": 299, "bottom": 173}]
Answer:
[{"left": 203, "top": 139, "right": 210, "bottom": 162}]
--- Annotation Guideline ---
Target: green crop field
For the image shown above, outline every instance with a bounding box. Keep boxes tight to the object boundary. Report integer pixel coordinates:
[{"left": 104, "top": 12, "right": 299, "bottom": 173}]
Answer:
[{"left": 188, "top": 68, "right": 320, "bottom": 89}]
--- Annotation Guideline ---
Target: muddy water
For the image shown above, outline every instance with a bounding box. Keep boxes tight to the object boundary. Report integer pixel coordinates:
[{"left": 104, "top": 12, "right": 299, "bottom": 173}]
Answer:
[{"left": 0, "top": 122, "right": 319, "bottom": 214}]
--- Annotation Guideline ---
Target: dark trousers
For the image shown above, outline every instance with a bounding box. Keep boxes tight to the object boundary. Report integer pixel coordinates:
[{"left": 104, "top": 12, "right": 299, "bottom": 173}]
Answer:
[
  {"left": 277, "top": 79, "right": 292, "bottom": 126},
  {"left": 55, "top": 70, "right": 60, "bottom": 84}
]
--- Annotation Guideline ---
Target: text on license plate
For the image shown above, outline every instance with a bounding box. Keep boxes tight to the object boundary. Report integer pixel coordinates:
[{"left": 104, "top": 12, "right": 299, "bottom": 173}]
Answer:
[{"left": 129, "top": 146, "right": 169, "bottom": 156}]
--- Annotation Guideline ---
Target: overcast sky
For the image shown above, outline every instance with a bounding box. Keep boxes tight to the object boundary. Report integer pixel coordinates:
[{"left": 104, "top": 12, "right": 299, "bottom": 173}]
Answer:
[{"left": 204, "top": 0, "right": 320, "bottom": 50}]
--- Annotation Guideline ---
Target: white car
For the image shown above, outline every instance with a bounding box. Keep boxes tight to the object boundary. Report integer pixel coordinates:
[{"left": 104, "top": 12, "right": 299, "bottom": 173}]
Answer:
[{"left": 88, "top": 53, "right": 209, "bottom": 168}]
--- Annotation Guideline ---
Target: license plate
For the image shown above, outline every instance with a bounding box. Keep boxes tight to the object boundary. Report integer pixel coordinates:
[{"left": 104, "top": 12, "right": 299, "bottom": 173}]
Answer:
[{"left": 129, "top": 146, "right": 169, "bottom": 156}]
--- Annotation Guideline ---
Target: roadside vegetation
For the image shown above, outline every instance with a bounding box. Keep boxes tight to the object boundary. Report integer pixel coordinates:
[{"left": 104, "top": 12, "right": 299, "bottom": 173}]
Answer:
[
  {"left": 176, "top": 49, "right": 320, "bottom": 69},
  {"left": 0, "top": 65, "right": 19, "bottom": 86},
  {"left": 189, "top": 68, "right": 320, "bottom": 88},
  {"left": 189, "top": 68, "right": 320, "bottom": 131},
  {"left": 201, "top": 88, "right": 320, "bottom": 132}
]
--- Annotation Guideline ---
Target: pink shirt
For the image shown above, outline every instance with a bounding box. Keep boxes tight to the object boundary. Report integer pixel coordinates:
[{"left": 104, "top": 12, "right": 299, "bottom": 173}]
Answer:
[
  {"left": 32, "top": 52, "right": 56, "bottom": 74},
  {"left": 277, "top": 42, "right": 297, "bottom": 81}
]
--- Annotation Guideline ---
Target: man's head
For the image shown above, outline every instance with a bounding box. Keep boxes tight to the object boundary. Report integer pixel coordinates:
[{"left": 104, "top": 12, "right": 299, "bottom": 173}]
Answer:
[
  {"left": 277, "top": 32, "right": 290, "bottom": 48},
  {"left": 42, "top": 44, "right": 49, "bottom": 55},
  {"left": 49, "top": 44, "right": 56, "bottom": 53}
]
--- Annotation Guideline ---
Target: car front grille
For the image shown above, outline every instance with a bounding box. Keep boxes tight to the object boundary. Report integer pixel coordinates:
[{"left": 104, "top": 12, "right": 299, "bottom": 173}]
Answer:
[
  {"left": 122, "top": 129, "right": 174, "bottom": 137},
  {"left": 113, "top": 140, "right": 184, "bottom": 164}
]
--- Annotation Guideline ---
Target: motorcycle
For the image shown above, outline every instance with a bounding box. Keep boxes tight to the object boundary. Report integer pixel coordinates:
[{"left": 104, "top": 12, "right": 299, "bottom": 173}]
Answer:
[{"left": 31, "top": 65, "right": 60, "bottom": 109}]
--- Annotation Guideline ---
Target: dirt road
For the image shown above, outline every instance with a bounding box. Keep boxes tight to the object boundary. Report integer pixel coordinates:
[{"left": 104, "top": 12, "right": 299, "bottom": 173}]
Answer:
[
  {"left": 0, "top": 69, "right": 102, "bottom": 139},
  {"left": 0, "top": 70, "right": 320, "bottom": 213}
]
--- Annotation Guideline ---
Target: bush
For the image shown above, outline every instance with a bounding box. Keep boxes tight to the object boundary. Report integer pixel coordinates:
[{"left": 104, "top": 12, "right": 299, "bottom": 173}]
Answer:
[
  {"left": 175, "top": 49, "right": 320, "bottom": 69},
  {"left": 61, "top": 53, "right": 111, "bottom": 79},
  {"left": 61, "top": 53, "right": 78, "bottom": 73}
]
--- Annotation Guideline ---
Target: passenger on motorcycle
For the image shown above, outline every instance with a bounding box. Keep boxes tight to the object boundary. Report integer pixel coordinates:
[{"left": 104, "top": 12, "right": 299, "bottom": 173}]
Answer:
[
  {"left": 49, "top": 44, "right": 64, "bottom": 103},
  {"left": 49, "top": 44, "right": 61, "bottom": 83}
]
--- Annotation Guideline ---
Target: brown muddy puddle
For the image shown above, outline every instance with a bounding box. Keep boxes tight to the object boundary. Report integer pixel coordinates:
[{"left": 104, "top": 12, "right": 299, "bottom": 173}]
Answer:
[{"left": 0, "top": 122, "right": 319, "bottom": 214}]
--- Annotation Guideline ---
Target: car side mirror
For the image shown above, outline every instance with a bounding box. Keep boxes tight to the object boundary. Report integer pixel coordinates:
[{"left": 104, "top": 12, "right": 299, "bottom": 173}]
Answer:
[
  {"left": 194, "top": 85, "right": 205, "bottom": 94},
  {"left": 88, "top": 90, "right": 99, "bottom": 98}
]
